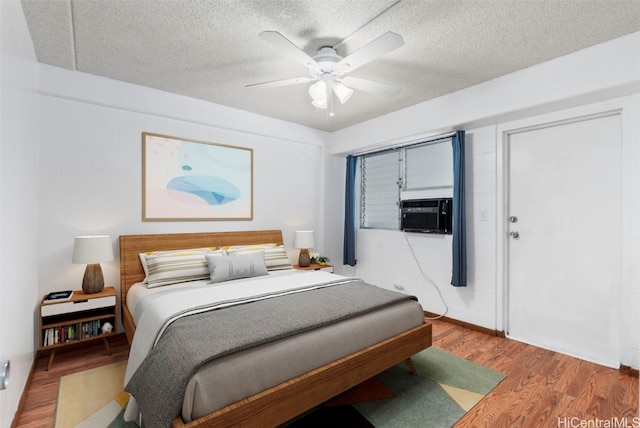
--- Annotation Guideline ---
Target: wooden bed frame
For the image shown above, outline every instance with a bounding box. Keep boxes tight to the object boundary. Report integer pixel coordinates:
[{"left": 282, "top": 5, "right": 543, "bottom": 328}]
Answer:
[{"left": 119, "top": 230, "right": 432, "bottom": 428}]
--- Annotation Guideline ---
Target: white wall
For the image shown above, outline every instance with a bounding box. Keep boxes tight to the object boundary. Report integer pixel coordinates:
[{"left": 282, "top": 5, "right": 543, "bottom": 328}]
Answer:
[
  {"left": 320, "top": 148, "right": 347, "bottom": 268},
  {"left": 36, "top": 65, "right": 331, "bottom": 331},
  {"left": 625, "top": 95, "right": 640, "bottom": 370},
  {"left": 326, "top": 32, "right": 640, "bottom": 368},
  {"left": 0, "top": 1, "right": 40, "bottom": 424}
]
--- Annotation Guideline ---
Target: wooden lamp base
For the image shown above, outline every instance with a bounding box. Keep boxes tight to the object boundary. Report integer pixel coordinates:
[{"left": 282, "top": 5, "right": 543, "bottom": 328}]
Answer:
[
  {"left": 82, "top": 263, "right": 105, "bottom": 294},
  {"left": 298, "top": 248, "right": 311, "bottom": 267}
]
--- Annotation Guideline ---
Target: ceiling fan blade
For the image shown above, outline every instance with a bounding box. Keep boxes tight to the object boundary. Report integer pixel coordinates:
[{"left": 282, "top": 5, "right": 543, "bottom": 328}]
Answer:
[
  {"left": 336, "top": 31, "right": 404, "bottom": 73},
  {"left": 246, "top": 76, "right": 315, "bottom": 89},
  {"left": 342, "top": 77, "right": 402, "bottom": 96},
  {"left": 259, "top": 31, "right": 320, "bottom": 71}
]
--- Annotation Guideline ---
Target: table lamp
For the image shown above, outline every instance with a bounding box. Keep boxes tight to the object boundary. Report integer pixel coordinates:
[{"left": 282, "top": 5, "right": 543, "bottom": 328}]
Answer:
[
  {"left": 293, "top": 230, "right": 315, "bottom": 267},
  {"left": 72, "top": 235, "right": 114, "bottom": 294}
]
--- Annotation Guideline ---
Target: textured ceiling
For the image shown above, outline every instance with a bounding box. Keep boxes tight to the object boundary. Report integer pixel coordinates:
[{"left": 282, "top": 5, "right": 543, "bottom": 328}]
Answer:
[{"left": 21, "top": 0, "right": 640, "bottom": 132}]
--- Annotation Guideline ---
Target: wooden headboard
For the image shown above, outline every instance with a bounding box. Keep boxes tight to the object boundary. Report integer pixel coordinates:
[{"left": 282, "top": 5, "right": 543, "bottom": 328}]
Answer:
[{"left": 119, "top": 230, "right": 284, "bottom": 311}]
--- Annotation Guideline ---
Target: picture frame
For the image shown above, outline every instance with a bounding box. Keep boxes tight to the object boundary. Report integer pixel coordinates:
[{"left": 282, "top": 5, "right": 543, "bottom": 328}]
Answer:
[{"left": 142, "top": 132, "right": 253, "bottom": 221}]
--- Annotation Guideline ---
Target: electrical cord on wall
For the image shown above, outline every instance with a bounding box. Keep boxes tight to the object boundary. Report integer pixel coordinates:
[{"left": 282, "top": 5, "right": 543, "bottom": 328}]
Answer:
[{"left": 403, "top": 231, "right": 449, "bottom": 320}]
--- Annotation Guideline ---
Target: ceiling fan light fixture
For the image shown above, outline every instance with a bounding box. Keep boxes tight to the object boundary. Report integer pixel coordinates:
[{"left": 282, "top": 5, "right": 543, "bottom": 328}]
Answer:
[
  {"left": 308, "top": 80, "right": 327, "bottom": 101},
  {"left": 312, "top": 98, "right": 328, "bottom": 109},
  {"left": 309, "top": 80, "right": 329, "bottom": 109},
  {"left": 333, "top": 83, "right": 354, "bottom": 104}
]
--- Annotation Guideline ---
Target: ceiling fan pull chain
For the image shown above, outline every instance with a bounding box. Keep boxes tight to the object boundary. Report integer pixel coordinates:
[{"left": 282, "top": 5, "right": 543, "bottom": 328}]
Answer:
[{"left": 329, "top": 83, "right": 335, "bottom": 117}]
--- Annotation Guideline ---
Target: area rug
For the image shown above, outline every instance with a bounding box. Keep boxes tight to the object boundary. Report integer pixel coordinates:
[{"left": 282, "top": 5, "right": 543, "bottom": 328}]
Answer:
[
  {"left": 288, "top": 347, "right": 506, "bottom": 427},
  {"left": 56, "top": 348, "right": 505, "bottom": 428},
  {"left": 54, "top": 360, "right": 135, "bottom": 428}
]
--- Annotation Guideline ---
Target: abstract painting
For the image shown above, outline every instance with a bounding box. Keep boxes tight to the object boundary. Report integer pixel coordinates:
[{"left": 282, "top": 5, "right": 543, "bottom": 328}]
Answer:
[{"left": 142, "top": 133, "right": 253, "bottom": 220}]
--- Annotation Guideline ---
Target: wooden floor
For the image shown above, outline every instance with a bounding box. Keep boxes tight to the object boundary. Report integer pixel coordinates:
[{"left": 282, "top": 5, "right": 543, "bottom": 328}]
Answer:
[
  {"left": 434, "top": 320, "right": 639, "bottom": 428},
  {"left": 13, "top": 320, "right": 639, "bottom": 428},
  {"left": 13, "top": 334, "right": 130, "bottom": 428}
]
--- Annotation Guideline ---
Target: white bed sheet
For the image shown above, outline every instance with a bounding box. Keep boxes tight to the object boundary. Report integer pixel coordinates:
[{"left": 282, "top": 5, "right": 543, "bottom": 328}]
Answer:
[{"left": 126, "top": 268, "right": 303, "bottom": 316}]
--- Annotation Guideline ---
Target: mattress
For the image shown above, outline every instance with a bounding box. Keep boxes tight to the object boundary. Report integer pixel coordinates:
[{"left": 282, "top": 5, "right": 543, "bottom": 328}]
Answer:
[
  {"left": 182, "top": 299, "right": 424, "bottom": 422},
  {"left": 125, "top": 271, "right": 425, "bottom": 424}
]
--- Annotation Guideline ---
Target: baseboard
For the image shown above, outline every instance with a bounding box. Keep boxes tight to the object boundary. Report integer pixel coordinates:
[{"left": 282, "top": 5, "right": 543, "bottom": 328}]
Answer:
[
  {"left": 619, "top": 365, "right": 639, "bottom": 378},
  {"left": 424, "top": 311, "right": 504, "bottom": 337},
  {"left": 11, "top": 351, "right": 38, "bottom": 428},
  {"left": 426, "top": 311, "right": 640, "bottom": 377}
]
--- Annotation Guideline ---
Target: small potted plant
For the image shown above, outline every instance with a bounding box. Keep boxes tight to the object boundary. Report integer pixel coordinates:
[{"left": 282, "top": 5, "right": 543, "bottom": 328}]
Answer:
[
  {"left": 316, "top": 255, "right": 330, "bottom": 265},
  {"left": 309, "top": 253, "right": 330, "bottom": 265}
]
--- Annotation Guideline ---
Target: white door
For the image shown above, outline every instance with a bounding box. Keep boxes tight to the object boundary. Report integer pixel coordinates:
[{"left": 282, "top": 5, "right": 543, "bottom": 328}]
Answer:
[{"left": 506, "top": 113, "right": 622, "bottom": 367}]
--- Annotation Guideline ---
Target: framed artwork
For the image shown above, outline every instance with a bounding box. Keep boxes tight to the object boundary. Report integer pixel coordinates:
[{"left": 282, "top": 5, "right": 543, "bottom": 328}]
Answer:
[{"left": 142, "top": 132, "right": 253, "bottom": 221}]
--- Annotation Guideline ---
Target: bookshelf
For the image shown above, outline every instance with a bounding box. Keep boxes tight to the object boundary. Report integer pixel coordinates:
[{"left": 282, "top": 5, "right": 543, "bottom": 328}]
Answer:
[{"left": 39, "top": 286, "right": 117, "bottom": 370}]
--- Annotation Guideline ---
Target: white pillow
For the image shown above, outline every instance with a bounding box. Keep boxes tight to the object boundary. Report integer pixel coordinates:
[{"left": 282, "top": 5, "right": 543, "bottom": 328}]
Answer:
[
  {"left": 146, "top": 249, "right": 225, "bottom": 288},
  {"left": 206, "top": 252, "right": 268, "bottom": 283}
]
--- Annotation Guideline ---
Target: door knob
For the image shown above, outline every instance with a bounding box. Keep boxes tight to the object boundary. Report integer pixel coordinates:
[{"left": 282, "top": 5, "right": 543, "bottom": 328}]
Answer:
[{"left": 510, "top": 231, "right": 519, "bottom": 239}]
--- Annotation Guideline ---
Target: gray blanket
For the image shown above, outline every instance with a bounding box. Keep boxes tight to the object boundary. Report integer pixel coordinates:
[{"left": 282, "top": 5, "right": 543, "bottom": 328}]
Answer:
[{"left": 125, "top": 279, "right": 416, "bottom": 428}]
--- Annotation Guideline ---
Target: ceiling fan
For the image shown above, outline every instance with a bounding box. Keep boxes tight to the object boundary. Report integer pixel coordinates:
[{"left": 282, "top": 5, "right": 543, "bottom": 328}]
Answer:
[{"left": 247, "top": 31, "right": 404, "bottom": 116}]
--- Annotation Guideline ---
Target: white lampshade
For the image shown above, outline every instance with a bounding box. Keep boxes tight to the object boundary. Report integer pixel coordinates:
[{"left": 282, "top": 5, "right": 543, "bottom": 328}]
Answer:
[
  {"left": 309, "top": 81, "right": 328, "bottom": 110},
  {"left": 308, "top": 80, "right": 327, "bottom": 101},
  {"left": 312, "top": 98, "right": 328, "bottom": 109},
  {"left": 333, "top": 82, "right": 353, "bottom": 104},
  {"left": 293, "top": 231, "right": 315, "bottom": 249},
  {"left": 72, "top": 235, "right": 114, "bottom": 264}
]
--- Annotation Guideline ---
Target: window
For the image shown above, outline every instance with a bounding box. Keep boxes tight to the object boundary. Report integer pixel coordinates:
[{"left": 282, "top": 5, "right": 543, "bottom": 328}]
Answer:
[
  {"left": 404, "top": 141, "right": 453, "bottom": 190},
  {"left": 360, "top": 150, "right": 400, "bottom": 229},
  {"left": 360, "top": 138, "right": 453, "bottom": 229}
]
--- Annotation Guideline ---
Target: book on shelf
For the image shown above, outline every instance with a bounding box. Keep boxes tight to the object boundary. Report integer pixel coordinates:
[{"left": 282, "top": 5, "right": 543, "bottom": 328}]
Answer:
[
  {"left": 43, "top": 290, "right": 73, "bottom": 303},
  {"left": 43, "top": 324, "right": 79, "bottom": 346}
]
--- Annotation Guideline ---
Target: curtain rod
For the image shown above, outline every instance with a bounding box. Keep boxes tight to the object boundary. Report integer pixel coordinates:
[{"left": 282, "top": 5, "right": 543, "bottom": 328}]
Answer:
[{"left": 351, "top": 131, "right": 458, "bottom": 157}]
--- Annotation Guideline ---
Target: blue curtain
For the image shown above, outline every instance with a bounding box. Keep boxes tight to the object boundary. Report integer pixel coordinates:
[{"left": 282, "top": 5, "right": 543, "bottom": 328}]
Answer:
[
  {"left": 451, "top": 131, "right": 467, "bottom": 286},
  {"left": 343, "top": 155, "right": 357, "bottom": 266}
]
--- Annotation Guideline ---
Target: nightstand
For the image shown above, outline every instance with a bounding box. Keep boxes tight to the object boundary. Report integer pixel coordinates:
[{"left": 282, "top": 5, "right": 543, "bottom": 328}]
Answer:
[
  {"left": 293, "top": 263, "right": 334, "bottom": 273},
  {"left": 39, "top": 286, "right": 117, "bottom": 370}
]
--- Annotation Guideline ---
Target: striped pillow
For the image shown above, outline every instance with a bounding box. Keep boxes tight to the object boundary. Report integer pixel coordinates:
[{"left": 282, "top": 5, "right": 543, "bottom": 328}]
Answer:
[
  {"left": 145, "top": 249, "right": 225, "bottom": 288},
  {"left": 139, "top": 247, "right": 218, "bottom": 283},
  {"left": 225, "top": 244, "right": 292, "bottom": 271}
]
